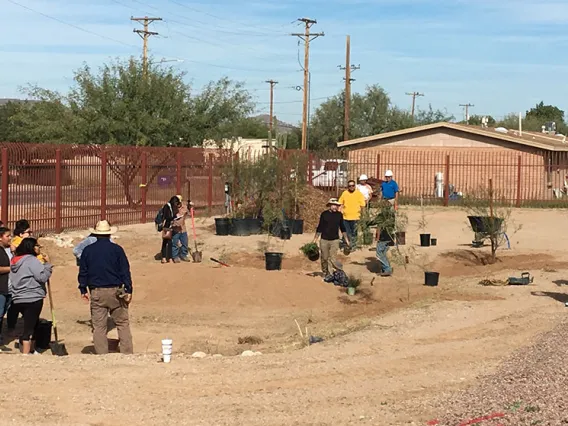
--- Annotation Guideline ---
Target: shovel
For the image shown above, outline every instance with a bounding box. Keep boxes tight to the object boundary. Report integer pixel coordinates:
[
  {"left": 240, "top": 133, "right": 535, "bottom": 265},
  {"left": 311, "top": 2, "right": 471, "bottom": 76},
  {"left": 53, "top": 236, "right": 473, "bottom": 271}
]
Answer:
[
  {"left": 46, "top": 281, "right": 68, "bottom": 356},
  {"left": 190, "top": 207, "right": 202, "bottom": 262}
]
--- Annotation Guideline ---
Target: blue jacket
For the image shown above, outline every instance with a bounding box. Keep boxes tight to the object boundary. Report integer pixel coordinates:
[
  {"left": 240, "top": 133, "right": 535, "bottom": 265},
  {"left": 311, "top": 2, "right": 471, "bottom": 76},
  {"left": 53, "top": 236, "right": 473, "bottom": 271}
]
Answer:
[{"left": 78, "top": 238, "right": 132, "bottom": 295}]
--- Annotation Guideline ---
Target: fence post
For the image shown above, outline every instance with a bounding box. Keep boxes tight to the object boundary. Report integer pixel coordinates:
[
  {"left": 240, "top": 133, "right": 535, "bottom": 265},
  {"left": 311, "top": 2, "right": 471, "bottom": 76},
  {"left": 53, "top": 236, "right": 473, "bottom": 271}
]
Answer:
[
  {"left": 375, "top": 153, "right": 381, "bottom": 179},
  {"left": 55, "top": 149, "right": 62, "bottom": 233},
  {"left": 176, "top": 150, "right": 182, "bottom": 195},
  {"left": 516, "top": 155, "right": 522, "bottom": 208},
  {"left": 444, "top": 154, "right": 450, "bottom": 207},
  {"left": 207, "top": 153, "right": 214, "bottom": 215},
  {"left": 100, "top": 149, "right": 107, "bottom": 220},
  {"left": 141, "top": 152, "right": 148, "bottom": 223},
  {"left": 308, "top": 153, "right": 313, "bottom": 186},
  {"left": 1, "top": 148, "right": 8, "bottom": 225}
]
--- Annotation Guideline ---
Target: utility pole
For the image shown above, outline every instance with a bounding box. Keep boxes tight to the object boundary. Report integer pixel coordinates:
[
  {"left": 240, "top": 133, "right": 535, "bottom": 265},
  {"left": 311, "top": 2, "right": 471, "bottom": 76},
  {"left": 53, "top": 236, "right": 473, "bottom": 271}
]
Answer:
[
  {"left": 131, "top": 16, "right": 162, "bottom": 76},
  {"left": 460, "top": 103, "right": 474, "bottom": 124},
  {"left": 265, "top": 79, "right": 278, "bottom": 148},
  {"left": 291, "top": 18, "right": 324, "bottom": 150},
  {"left": 405, "top": 91, "right": 424, "bottom": 120},
  {"left": 338, "top": 35, "right": 359, "bottom": 141}
]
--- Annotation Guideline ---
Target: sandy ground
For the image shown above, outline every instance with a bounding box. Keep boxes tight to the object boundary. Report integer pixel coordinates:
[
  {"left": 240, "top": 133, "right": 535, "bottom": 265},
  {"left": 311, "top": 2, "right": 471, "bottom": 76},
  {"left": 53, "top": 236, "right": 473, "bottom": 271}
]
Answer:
[{"left": 1, "top": 206, "right": 568, "bottom": 425}]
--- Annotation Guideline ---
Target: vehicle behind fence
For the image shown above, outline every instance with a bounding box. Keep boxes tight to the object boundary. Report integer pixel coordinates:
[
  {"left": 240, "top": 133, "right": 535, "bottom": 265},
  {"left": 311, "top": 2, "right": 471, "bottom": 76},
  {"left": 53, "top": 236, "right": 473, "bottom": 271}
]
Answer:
[{"left": 0, "top": 143, "right": 566, "bottom": 233}]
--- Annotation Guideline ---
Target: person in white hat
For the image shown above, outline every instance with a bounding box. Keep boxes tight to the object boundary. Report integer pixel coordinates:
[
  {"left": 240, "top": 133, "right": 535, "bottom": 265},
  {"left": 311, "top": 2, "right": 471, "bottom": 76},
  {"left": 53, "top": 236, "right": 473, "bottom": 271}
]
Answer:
[
  {"left": 313, "top": 198, "right": 350, "bottom": 279},
  {"left": 356, "top": 174, "right": 373, "bottom": 203},
  {"left": 381, "top": 170, "right": 399, "bottom": 210},
  {"left": 78, "top": 220, "right": 133, "bottom": 354}
]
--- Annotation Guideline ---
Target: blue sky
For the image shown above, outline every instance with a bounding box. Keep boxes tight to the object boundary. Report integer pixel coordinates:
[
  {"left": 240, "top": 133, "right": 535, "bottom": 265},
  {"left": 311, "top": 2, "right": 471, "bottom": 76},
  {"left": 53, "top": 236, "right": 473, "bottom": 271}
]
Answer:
[{"left": 3, "top": 0, "right": 568, "bottom": 126}]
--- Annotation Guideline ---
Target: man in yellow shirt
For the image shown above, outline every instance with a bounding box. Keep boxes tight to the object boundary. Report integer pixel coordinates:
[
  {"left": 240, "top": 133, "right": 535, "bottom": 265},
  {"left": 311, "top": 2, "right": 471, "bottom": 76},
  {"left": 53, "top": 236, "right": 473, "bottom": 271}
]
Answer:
[{"left": 338, "top": 180, "right": 366, "bottom": 250}]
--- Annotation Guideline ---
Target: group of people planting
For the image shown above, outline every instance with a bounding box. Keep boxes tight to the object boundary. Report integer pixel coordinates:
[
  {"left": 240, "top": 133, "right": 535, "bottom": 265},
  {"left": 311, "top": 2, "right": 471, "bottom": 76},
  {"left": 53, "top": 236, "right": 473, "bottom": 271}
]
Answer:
[{"left": 313, "top": 170, "right": 400, "bottom": 282}]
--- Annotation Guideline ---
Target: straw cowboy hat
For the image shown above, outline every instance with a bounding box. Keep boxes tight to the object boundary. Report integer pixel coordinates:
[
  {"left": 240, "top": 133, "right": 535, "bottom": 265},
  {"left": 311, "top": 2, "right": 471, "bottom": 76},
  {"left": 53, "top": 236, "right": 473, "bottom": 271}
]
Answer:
[
  {"left": 89, "top": 220, "right": 117, "bottom": 235},
  {"left": 327, "top": 198, "right": 342, "bottom": 206},
  {"left": 176, "top": 194, "right": 183, "bottom": 202}
]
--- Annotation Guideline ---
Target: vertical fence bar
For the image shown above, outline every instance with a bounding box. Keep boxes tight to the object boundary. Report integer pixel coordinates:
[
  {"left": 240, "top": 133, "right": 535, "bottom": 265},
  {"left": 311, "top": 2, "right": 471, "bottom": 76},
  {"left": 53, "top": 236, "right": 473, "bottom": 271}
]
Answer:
[
  {"left": 207, "top": 153, "right": 213, "bottom": 215},
  {"left": 308, "top": 153, "right": 313, "bottom": 186},
  {"left": 176, "top": 150, "right": 182, "bottom": 195},
  {"left": 1, "top": 148, "right": 8, "bottom": 225},
  {"left": 444, "top": 154, "right": 450, "bottom": 207},
  {"left": 55, "top": 149, "right": 62, "bottom": 232},
  {"left": 100, "top": 149, "right": 107, "bottom": 220},
  {"left": 141, "top": 152, "right": 148, "bottom": 223},
  {"left": 516, "top": 155, "right": 522, "bottom": 207},
  {"left": 375, "top": 153, "right": 380, "bottom": 180}
]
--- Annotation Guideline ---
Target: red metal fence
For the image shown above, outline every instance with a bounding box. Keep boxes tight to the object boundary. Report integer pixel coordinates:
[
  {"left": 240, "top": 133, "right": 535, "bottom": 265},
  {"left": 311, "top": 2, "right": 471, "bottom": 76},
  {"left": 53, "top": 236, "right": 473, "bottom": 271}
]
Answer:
[{"left": 1, "top": 143, "right": 567, "bottom": 233}]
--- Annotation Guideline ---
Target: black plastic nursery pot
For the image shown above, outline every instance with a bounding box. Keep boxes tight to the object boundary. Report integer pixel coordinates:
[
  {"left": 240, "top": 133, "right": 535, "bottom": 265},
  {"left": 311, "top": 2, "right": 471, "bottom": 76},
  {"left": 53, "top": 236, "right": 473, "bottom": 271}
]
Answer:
[
  {"left": 280, "top": 226, "right": 292, "bottom": 240},
  {"left": 230, "top": 218, "right": 251, "bottom": 236},
  {"left": 214, "top": 218, "right": 231, "bottom": 236},
  {"left": 420, "top": 233, "right": 431, "bottom": 247},
  {"left": 245, "top": 218, "right": 262, "bottom": 234},
  {"left": 430, "top": 238, "right": 437, "bottom": 246},
  {"left": 291, "top": 219, "right": 304, "bottom": 234},
  {"left": 395, "top": 232, "right": 406, "bottom": 245},
  {"left": 265, "top": 252, "right": 283, "bottom": 270},
  {"left": 424, "top": 271, "right": 440, "bottom": 286},
  {"left": 35, "top": 319, "right": 52, "bottom": 350},
  {"left": 307, "top": 251, "right": 320, "bottom": 261}
]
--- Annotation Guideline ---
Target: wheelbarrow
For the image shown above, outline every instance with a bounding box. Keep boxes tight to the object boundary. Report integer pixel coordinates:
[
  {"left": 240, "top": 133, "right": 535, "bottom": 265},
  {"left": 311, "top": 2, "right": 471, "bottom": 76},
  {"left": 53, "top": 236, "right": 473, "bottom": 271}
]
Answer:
[{"left": 507, "top": 272, "right": 533, "bottom": 285}]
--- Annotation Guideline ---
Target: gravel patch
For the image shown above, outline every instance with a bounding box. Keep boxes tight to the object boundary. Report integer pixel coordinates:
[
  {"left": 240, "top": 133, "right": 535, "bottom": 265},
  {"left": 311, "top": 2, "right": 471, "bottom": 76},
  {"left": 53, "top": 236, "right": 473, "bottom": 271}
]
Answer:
[{"left": 430, "top": 313, "right": 568, "bottom": 425}]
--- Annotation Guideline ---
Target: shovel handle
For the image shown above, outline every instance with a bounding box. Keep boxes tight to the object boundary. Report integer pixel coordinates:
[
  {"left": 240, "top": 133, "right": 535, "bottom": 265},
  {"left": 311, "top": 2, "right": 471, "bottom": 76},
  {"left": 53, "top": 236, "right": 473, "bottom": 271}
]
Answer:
[{"left": 47, "top": 281, "right": 59, "bottom": 342}]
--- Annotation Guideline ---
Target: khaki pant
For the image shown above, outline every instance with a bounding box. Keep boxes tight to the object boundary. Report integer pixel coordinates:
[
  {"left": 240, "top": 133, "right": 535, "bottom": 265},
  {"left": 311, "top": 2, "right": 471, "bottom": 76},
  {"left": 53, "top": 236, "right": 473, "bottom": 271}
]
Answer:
[
  {"left": 320, "top": 239, "right": 340, "bottom": 276},
  {"left": 90, "top": 287, "right": 133, "bottom": 354}
]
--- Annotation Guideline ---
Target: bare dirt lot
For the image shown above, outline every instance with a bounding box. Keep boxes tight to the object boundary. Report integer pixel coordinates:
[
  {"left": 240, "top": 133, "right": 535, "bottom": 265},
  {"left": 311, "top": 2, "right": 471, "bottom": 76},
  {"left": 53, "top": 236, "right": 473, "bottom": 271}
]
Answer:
[{"left": 2, "top": 207, "right": 568, "bottom": 425}]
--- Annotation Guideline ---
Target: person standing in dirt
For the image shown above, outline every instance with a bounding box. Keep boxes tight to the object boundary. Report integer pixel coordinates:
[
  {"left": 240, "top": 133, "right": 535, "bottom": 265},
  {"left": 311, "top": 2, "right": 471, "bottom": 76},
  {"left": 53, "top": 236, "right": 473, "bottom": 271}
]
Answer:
[
  {"left": 0, "top": 227, "right": 12, "bottom": 350},
  {"left": 171, "top": 195, "right": 191, "bottom": 263},
  {"left": 78, "top": 220, "right": 133, "bottom": 355},
  {"left": 159, "top": 196, "right": 181, "bottom": 264},
  {"left": 10, "top": 237, "right": 53, "bottom": 354},
  {"left": 338, "top": 180, "right": 366, "bottom": 251},
  {"left": 313, "top": 198, "right": 350, "bottom": 279},
  {"left": 356, "top": 174, "right": 373, "bottom": 204},
  {"left": 376, "top": 210, "right": 394, "bottom": 277},
  {"left": 381, "top": 170, "right": 399, "bottom": 210}
]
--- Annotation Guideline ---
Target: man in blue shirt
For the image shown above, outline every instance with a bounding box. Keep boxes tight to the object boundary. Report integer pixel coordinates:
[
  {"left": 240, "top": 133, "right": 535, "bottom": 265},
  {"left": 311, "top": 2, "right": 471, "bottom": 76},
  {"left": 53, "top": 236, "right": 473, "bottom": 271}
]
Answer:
[
  {"left": 78, "top": 220, "right": 133, "bottom": 354},
  {"left": 380, "top": 169, "right": 399, "bottom": 210}
]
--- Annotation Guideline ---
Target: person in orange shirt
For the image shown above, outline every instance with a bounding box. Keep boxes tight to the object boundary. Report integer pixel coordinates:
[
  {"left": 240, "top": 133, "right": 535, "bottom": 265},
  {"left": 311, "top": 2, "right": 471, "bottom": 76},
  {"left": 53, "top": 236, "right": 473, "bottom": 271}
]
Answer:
[{"left": 10, "top": 220, "right": 45, "bottom": 263}]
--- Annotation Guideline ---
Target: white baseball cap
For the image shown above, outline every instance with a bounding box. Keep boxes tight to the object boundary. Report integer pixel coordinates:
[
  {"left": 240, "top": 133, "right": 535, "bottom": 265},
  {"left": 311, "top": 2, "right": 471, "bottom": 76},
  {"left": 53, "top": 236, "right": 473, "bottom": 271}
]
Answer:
[
  {"left": 384, "top": 170, "right": 393, "bottom": 177},
  {"left": 359, "top": 174, "right": 368, "bottom": 181}
]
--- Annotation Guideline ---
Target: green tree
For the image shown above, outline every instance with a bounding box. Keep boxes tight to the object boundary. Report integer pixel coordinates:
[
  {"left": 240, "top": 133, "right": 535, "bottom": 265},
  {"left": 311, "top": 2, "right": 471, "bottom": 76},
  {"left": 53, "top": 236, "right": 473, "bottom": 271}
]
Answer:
[
  {"left": 460, "top": 114, "right": 494, "bottom": 126},
  {"left": 308, "top": 85, "right": 450, "bottom": 150},
  {"left": 526, "top": 101, "right": 565, "bottom": 125}
]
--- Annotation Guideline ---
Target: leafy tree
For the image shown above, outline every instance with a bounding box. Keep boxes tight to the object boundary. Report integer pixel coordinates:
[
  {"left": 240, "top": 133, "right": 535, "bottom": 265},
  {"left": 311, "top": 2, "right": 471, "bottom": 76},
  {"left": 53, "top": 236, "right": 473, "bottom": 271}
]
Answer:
[
  {"left": 307, "top": 85, "right": 450, "bottom": 150},
  {"left": 526, "top": 101, "right": 565, "bottom": 125}
]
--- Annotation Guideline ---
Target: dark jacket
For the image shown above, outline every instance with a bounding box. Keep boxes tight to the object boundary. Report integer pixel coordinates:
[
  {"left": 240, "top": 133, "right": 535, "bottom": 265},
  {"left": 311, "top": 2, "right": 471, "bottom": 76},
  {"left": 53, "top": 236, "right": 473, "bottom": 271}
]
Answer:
[
  {"left": 78, "top": 238, "right": 132, "bottom": 294},
  {"left": 0, "top": 248, "right": 10, "bottom": 295}
]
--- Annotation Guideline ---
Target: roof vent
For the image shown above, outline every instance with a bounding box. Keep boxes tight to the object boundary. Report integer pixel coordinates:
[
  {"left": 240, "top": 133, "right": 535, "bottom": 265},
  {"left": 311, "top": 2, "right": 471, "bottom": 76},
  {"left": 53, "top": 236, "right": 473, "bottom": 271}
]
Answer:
[{"left": 495, "top": 127, "right": 508, "bottom": 133}]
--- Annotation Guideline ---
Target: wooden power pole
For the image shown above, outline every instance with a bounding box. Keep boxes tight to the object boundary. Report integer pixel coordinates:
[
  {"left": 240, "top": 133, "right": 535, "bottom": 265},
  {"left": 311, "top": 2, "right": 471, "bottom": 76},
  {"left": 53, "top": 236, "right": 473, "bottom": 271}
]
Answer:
[
  {"left": 405, "top": 91, "right": 424, "bottom": 119},
  {"left": 338, "top": 35, "right": 359, "bottom": 141},
  {"left": 131, "top": 16, "right": 162, "bottom": 76},
  {"left": 460, "top": 103, "right": 474, "bottom": 124},
  {"left": 265, "top": 79, "right": 278, "bottom": 147},
  {"left": 291, "top": 18, "right": 324, "bottom": 150}
]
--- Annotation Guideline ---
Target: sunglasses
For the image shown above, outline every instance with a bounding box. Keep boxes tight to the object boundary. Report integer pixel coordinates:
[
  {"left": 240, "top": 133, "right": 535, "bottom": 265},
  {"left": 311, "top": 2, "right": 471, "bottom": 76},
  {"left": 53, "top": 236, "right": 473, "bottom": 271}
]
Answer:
[{"left": 348, "top": 184, "right": 355, "bottom": 187}]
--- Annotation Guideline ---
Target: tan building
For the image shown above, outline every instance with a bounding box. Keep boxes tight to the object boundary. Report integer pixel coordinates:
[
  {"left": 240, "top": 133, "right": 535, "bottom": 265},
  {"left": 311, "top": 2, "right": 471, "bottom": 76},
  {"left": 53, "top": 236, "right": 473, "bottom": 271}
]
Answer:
[{"left": 338, "top": 122, "right": 568, "bottom": 203}]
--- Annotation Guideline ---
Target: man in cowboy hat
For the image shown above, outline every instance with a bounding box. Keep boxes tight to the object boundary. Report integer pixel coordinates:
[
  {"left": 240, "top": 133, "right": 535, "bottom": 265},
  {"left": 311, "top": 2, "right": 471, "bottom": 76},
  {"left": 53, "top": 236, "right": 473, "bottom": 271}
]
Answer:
[
  {"left": 78, "top": 220, "right": 133, "bottom": 354},
  {"left": 313, "top": 198, "right": 350, "bottom": 279}
]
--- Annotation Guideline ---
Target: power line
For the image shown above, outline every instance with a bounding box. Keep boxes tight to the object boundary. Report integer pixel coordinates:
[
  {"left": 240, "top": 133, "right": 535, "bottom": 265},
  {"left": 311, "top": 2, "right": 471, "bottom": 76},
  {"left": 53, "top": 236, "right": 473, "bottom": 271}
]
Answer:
[
  {"left": 338, "top": 35, "right": 359, "bottom": 141},
  {"left": 460, "top": 103, "right": 474, "bottom": 124},
  {"left": 406, "top": 91, "right": 424, "bottom": 119},
  {"left": 131, "top": 16, "right": 162, "bottom": 76}
]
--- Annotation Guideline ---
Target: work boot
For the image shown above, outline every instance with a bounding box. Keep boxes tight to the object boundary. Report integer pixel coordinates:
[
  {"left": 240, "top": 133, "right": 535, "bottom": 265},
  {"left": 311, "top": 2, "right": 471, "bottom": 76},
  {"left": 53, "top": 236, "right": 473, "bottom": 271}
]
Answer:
[
  {"left": 173, "top": 258, "right": 181, "bottom": 264},
  {"left": 180, "top": 257, "right": 190, "bottom": 262}
]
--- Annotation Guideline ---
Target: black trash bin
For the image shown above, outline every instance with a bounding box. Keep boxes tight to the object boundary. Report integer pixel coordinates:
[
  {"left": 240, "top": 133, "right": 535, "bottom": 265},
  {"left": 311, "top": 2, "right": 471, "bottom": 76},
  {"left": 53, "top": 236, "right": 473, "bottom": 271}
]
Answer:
[{"left": 265, "top": 252, "right": 283, "bottom": 270}]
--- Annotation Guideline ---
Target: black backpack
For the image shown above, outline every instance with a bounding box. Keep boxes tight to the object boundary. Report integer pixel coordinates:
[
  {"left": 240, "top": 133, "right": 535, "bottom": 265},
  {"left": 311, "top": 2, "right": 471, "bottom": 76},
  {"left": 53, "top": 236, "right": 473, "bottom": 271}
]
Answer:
[{"left": 154, "top": 203, "right": 172, "bottom": 231}]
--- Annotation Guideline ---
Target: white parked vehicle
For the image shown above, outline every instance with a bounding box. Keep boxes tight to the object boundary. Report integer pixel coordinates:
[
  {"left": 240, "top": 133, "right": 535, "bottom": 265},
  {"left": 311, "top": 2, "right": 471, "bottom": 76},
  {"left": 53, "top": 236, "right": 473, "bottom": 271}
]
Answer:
[{"left": 311, "top": 159, "right": 348, "bottom": 188}]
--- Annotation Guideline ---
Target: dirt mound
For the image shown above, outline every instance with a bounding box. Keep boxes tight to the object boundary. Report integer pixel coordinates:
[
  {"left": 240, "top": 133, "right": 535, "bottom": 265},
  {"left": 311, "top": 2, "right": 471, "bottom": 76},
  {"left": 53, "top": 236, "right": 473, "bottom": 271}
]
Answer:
[
  {"left": 298, "top": 186, "right": 331, "bottom": 232},
  {"left": 429, "top": 250, "right": 568, "bottom": 277}
]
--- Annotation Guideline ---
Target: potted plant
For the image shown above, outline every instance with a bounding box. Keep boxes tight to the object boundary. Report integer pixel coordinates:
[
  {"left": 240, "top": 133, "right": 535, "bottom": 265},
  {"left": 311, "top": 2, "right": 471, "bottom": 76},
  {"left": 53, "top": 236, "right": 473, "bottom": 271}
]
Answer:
[
  {"left": 346, "top": 276, "right": 361, "bottom": 296},
  {"left": 418, "top": 196, "right": 430, "bottom": 247},
  {"left": 300, "top": 242, "right": 320, "bottom": 261}
]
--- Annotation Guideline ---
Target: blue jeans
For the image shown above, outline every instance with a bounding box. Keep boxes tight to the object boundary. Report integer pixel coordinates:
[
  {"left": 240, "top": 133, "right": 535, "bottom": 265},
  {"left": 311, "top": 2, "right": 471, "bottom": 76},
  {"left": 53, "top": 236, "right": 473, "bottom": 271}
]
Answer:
[
  {"left": 343, "top": 220, "right": 358, "bottom": 249},
  {"left": 172, "top": 232, "right": 189, "bottom": 259},
  {"left": 376, "top": 241, "right": 392, "bottom": 274},
  {"left": 0, "top": 293, "right": 10, "bottom": 339}
]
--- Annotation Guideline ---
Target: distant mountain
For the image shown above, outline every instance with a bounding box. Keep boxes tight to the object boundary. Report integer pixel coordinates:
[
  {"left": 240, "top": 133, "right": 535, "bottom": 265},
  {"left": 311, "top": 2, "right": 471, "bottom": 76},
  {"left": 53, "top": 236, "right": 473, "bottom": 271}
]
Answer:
[
  {"left": 0, "top": 98, "right": 39, "bottom": 106},
  {"left": 253, "top": 114, "right": 298, "bottom": 134}
]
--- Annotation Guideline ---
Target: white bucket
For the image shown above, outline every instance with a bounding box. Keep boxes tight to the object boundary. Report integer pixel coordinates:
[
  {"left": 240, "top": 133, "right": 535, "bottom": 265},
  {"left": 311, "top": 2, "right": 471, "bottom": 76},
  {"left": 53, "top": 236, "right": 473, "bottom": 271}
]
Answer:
[{"left": 161, "top": 339, "right": 173, "bottom": 363}]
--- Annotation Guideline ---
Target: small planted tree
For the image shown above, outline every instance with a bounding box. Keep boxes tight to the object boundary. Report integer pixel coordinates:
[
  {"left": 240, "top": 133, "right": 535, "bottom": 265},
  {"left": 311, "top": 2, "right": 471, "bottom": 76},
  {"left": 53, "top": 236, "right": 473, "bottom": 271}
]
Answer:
[{"left": 464, "top": 179, "right": 518, "bottom": 263}]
